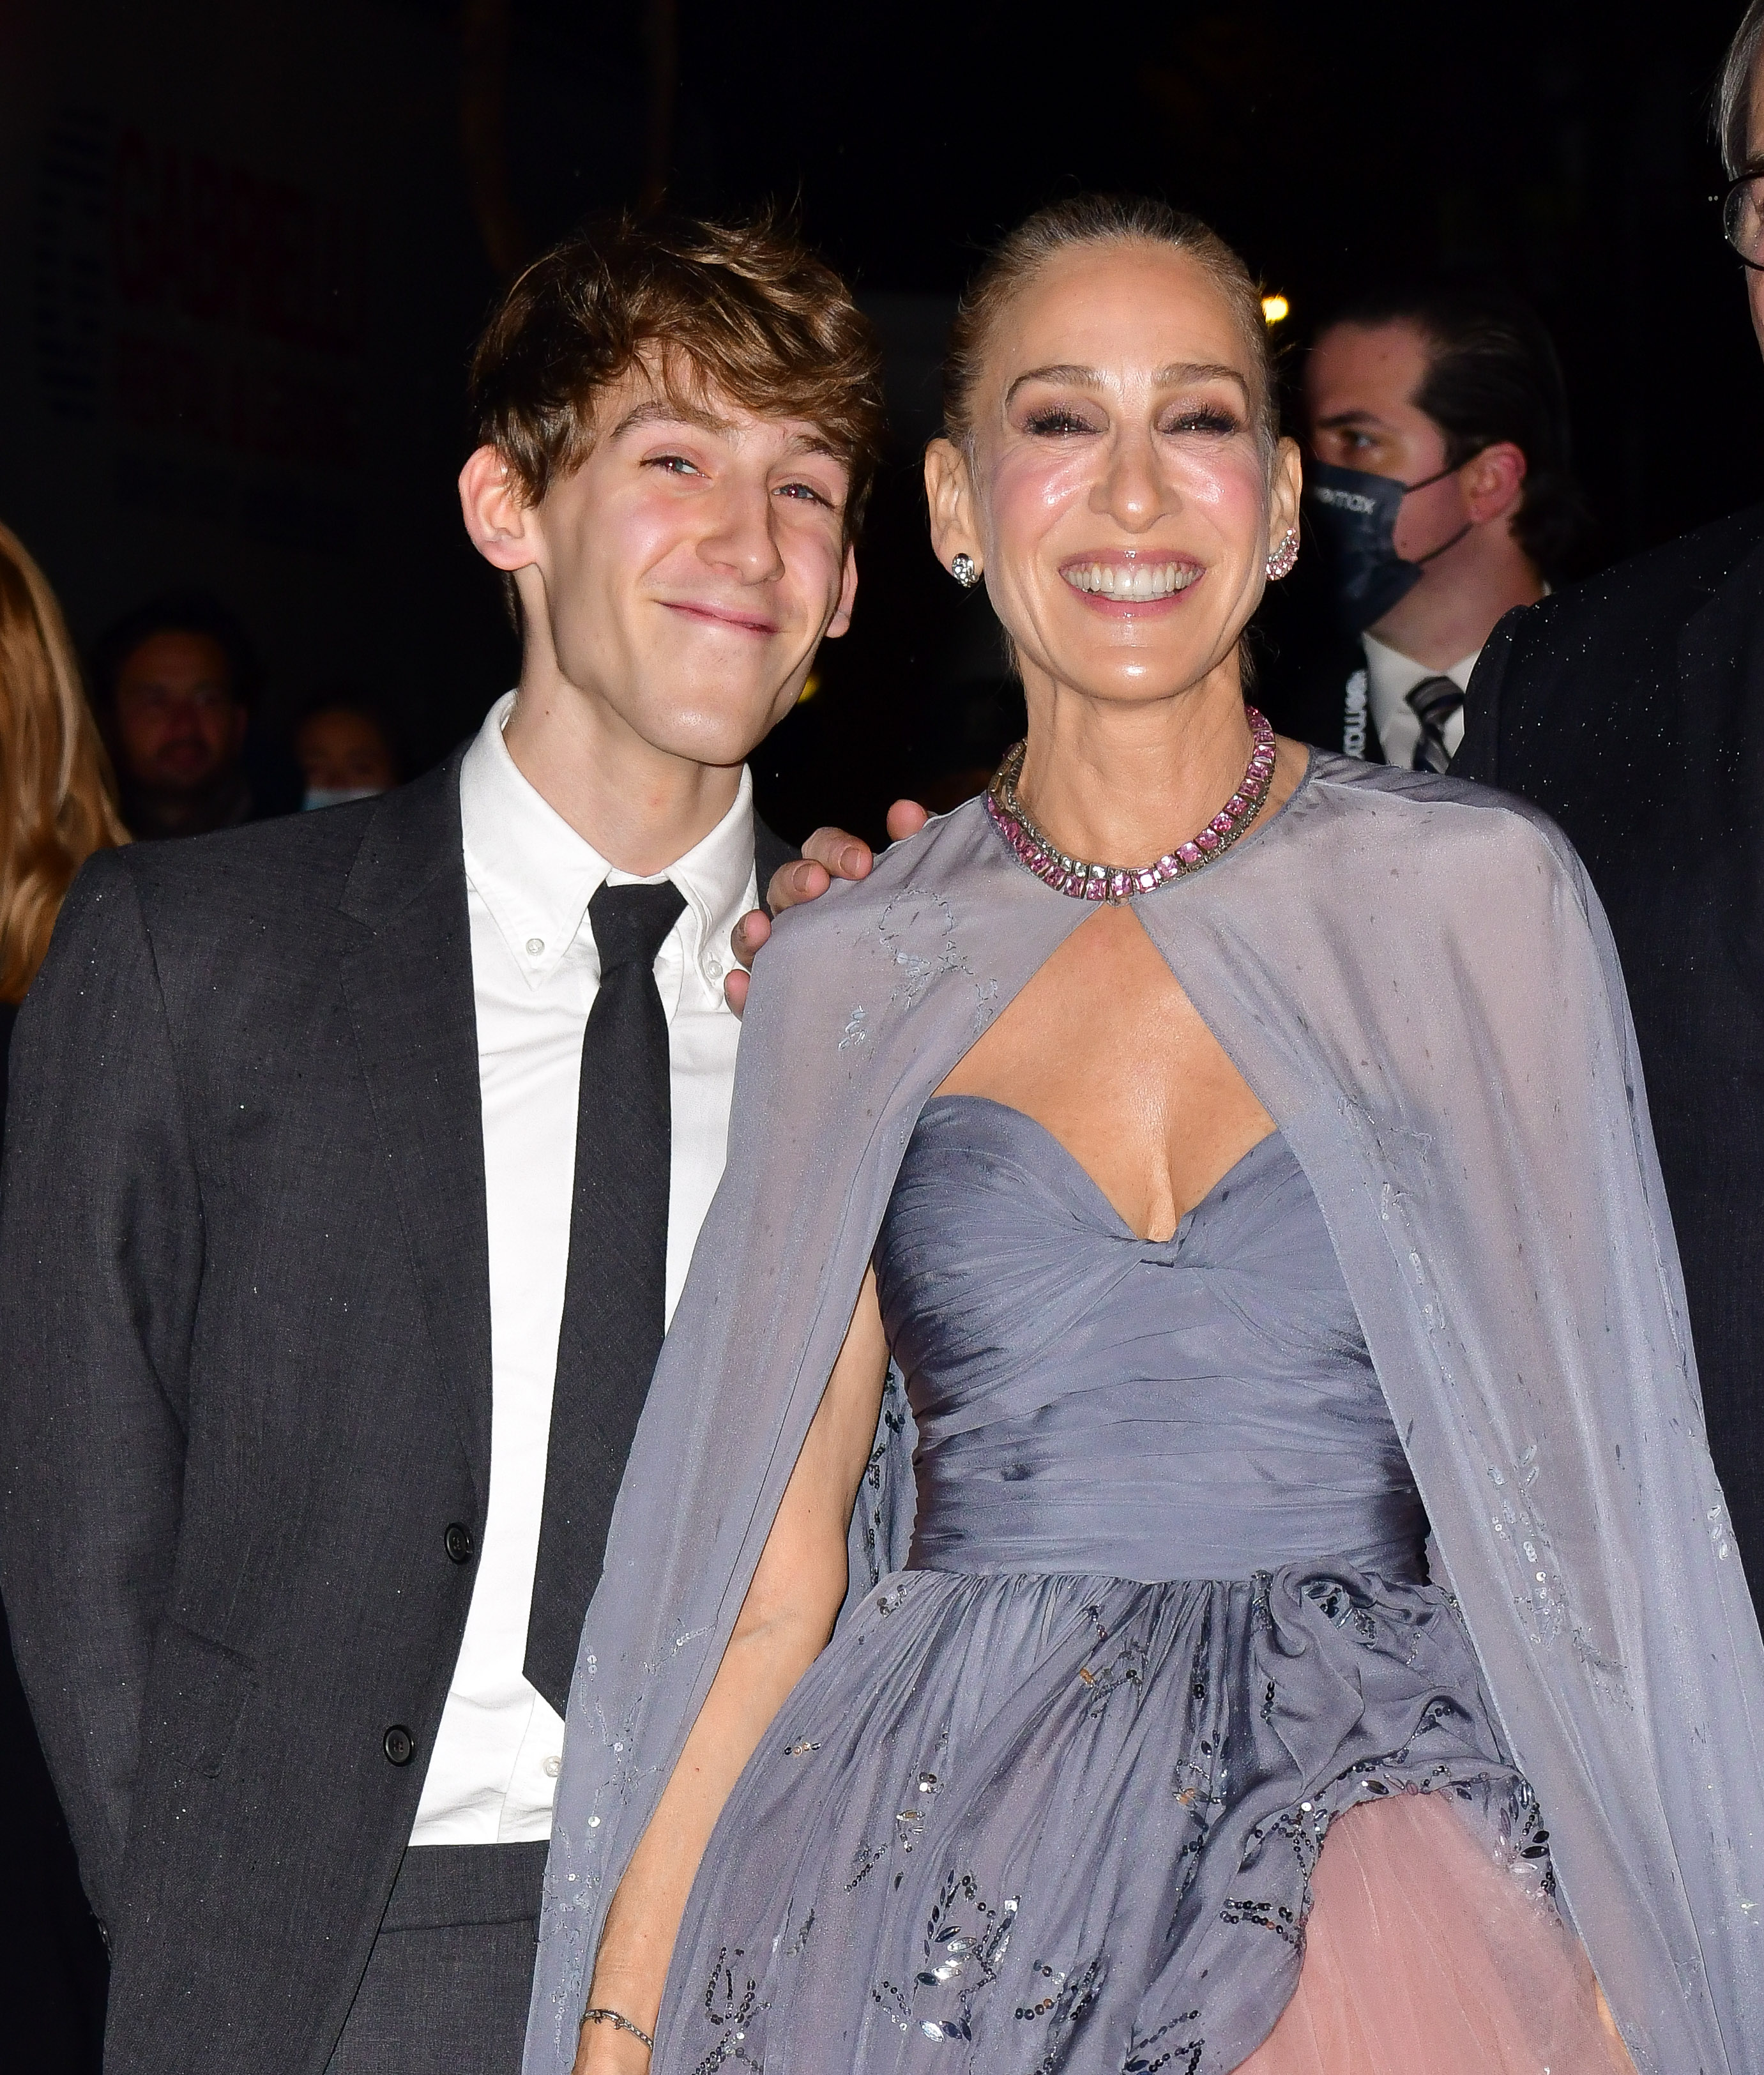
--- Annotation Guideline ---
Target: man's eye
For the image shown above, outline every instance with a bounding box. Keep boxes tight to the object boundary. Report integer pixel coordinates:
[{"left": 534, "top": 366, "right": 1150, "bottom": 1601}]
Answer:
[
  {"left": 648, "top": 453, "right": 702, "bottom": 476},
  {"left": 1023, "top": 408, "right": 1097, "bottom": 437},
  {"left": 777, "top": 481, "right": 831, "bottom": 506}
]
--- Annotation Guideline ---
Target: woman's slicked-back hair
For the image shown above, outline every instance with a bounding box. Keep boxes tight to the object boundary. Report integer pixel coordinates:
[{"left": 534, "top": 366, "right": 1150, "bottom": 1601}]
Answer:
[
  {"left": 0, "top": 522, "right": 127, "bottom": 1001},
  {"left": 468, "top": 209, "right": 887, "bottom": 535},
  {"left": 942, "top": 195, "right": 1278, "bottom": 455},
  {"left": 1717, "top": 0, "right": 1764, "bottom": 175}
]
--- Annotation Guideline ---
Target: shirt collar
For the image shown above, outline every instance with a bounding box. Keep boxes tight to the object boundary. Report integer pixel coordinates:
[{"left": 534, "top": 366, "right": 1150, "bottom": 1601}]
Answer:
[
  {"left": 1360, "top": 631, "right": 1483, "bottom": 737},
  {"left": 458, "top": 690, "right": 756, "bottom": 992}
]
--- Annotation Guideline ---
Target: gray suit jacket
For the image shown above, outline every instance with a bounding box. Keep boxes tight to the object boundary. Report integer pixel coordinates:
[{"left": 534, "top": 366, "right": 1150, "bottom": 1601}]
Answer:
[{"left": 0, "top": 755, "right": 793, "bottom": 2074}]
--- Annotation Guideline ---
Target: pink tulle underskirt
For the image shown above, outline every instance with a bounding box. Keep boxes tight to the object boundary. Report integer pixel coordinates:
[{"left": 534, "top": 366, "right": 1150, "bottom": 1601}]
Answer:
[{"left": 1236, "top": 1791, "right": 1634, "bottom": 2074}]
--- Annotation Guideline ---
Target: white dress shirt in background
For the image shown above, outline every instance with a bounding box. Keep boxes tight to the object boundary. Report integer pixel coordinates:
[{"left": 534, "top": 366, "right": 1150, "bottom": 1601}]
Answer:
[
  {"left": 1360, "top": 632, "right": 1480, "bottom": 769},
  {"left": 409, "top": 690, "right": 756, "bottom": 1846}
]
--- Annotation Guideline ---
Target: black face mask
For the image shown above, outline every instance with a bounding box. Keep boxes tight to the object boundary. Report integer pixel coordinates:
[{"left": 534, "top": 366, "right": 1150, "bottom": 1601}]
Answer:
[{"left": 1305, "top": 460, "right": 1468, "bottom": 634}]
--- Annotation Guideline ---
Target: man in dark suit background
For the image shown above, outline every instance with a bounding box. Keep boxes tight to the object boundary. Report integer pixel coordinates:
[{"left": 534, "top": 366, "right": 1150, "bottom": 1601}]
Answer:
[
  {"left": 1265, "top": 285, "right": 1585, "bottom": 770},
  {"left": 1456, "top": 0, "right": 1764, "bottom": 1596},
  {"left": 0, "top": 213, "right": 881, "bottom": 2075}
]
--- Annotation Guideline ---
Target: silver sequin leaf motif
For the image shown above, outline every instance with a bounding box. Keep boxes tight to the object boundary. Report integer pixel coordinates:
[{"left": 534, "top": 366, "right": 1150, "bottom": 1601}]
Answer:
[
  {"left": 1123, "top": 2009, "right": 1205, "bottom": 2075},
  {"left": 689, "top": 1947, "right": 763, "bottom": 2075},
  {"left": 1014, "top": 1954, "right": 1109, "bottom": 2075},
  {"left": 871, "top": 1871, "right": 1018, "bottom": 2041}
]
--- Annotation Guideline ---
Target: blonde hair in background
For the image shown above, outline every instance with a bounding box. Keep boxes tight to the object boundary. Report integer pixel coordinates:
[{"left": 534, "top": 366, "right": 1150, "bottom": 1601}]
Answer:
[{"left": 0, "top": 522, "right": 127, "bottom": 1003}]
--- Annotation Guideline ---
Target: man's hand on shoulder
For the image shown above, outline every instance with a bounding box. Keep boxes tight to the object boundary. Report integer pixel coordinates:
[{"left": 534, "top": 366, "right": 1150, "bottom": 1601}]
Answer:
[{"left": 724, "top": 801, "right": 929, "bottom": 1016}]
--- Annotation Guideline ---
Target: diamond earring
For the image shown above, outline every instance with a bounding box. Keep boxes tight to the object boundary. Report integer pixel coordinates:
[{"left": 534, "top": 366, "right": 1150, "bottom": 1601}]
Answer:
[
  {"left": 950, "top": 552, "right": 980, "bottom": 589},
  {"left": 1265, "top": 529, "right": 1300, "bottom": 582}
]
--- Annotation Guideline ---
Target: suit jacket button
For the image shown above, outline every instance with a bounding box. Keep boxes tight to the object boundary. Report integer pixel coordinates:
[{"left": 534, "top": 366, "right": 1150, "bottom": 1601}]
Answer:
[
  {"left": 383, "top": 1725, "right": 415, "bottom": 1766},
  {"left": 445, "top": 1523, "right": 475, "bottom": 1564}
]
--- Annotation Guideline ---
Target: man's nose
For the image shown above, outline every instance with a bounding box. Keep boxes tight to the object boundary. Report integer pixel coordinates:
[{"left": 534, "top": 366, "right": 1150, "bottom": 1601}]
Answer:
[{"left": 701, "top": 480, "right": 786, "bottom": 582}]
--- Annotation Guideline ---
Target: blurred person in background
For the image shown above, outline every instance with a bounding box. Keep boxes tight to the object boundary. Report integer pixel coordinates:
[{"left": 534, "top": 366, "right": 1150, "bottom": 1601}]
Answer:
[
  {"left": 1274, "top": 284, "right": 1587, "bottom": 768},
  {"left": 1455, "top": 0, "right": 1764, "bottom": 1597},
  {"left": 89, "top": 590, "right": 300, "bottom": 839},
  {"left": 294, "top": 691, "right": 404, "bottom": 809},
  {"left": 0, "top": 519, "right": 126, "bottom": 2073}
]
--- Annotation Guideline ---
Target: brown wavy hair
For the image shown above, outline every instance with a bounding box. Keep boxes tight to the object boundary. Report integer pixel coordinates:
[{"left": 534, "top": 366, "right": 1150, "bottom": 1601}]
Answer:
[
  {"left": 0, "top": 523, "right": 128, "bottom": 1002},
  {"left": 468, "top": 209, "right": 888, "bottom": 535}
]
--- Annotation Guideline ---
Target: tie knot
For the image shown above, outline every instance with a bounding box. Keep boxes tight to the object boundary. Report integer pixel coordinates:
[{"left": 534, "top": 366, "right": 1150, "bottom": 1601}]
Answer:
[
  {"left": 1406, "top": 674, "right": 1464, "bottom": 728},
  {"left": 589, "top": 880, "right": 687, "bottom": 973}
]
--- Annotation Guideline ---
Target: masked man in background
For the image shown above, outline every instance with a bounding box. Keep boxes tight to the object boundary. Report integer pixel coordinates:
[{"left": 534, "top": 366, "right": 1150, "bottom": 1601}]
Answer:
[{"left": 1273, "top": 285, "right": 1586, "bottom": 768}]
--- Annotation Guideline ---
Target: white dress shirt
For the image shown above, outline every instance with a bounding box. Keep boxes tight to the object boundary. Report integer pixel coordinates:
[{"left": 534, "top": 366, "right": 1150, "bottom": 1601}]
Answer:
[
  {"left": 1360, "top": 631, "right": 1480, "bottom": 768},
  {"left": 409, "top": 691, "right": 756, "bottom": 1846}
]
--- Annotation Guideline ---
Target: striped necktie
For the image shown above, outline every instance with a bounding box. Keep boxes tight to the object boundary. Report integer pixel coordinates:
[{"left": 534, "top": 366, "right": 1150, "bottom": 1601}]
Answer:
[{"left": 1406, "top": 674, "right": 1464, "bottom": 773}]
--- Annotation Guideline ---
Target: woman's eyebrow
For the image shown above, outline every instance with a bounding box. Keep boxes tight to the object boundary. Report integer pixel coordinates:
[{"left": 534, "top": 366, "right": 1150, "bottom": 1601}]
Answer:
[
  {"left": 1154, "top": 362, "right": 1251, "bottom": 399},
  {"left": 1003, "top": 361, "right": 1251, "bottom": 408},
  {"left": 1003, "top": 363, "right": 1102, "bottom": 407}
]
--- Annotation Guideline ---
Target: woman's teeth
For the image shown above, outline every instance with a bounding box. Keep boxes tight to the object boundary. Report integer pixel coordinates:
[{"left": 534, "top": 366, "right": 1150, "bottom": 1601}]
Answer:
[{"left": 1061, "top": 561, "right": 1199, "bottom": 600}]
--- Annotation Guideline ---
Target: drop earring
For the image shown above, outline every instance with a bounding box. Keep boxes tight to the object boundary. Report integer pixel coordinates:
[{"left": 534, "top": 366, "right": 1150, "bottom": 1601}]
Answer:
[
  {"left": 1265, "top": 529, "right": 1300, "bottom": 581},
  {"left": 950, "top": 552, "right": 980, "bottom": 589}
]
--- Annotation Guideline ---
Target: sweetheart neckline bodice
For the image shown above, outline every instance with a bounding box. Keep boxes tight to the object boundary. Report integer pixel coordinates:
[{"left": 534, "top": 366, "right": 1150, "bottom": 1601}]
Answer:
[{"left": 916, "top": 1092, "right": 1283, "bottom": 1247}]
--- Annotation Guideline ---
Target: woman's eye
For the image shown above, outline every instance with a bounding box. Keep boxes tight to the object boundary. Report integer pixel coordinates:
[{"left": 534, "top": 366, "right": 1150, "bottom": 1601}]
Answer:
[
  {"left": 1165, "top": 407, "right": 1241, "bottom": 437},
  {"left": 1022, "top": 407, "right": 1099, "bottom": 437},
  {"left": 648, "top": 453, "right": 702, "bottom": 476}
]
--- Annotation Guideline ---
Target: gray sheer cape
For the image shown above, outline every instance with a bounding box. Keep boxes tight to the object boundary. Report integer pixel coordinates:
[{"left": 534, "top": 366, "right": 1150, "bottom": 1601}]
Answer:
[{"left": 526, "top": 756, "right": 1764, "bottom": 2075}]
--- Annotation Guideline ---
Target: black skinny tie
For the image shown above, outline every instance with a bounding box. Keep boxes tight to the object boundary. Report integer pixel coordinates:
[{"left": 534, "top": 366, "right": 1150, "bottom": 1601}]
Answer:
[
  {"left": 1407, "top": 674, "right": 1464, "bottom": 773},
  {"left": 523, "top": 878, "right": 687, "bottom": 1715}
]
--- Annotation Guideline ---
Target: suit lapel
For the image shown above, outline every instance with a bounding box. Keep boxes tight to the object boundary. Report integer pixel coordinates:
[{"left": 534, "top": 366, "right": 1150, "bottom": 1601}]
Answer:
[
  {"left": 752, "top": 812, "right": 796, "bottom": 902},
  {"left": 338, "top": 756, "right": 492, "bottom": 1501}
]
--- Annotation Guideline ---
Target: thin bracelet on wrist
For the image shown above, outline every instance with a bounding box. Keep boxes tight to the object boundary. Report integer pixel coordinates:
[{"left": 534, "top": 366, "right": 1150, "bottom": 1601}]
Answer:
[{"left": 582, "top": 2008, "right": 656, "bottom": 2053}]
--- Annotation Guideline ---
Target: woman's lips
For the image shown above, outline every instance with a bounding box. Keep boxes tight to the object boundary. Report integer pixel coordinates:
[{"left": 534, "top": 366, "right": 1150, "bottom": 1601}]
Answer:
[{"left": 1059, "top": 556, "right": 1202, "bottom": 603}]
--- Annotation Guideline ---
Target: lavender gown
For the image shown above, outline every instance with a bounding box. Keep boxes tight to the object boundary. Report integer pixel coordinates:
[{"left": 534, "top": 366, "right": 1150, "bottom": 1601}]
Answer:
[{"left": 655, "top": 1097, "right": 1545, "bottom": 2075}]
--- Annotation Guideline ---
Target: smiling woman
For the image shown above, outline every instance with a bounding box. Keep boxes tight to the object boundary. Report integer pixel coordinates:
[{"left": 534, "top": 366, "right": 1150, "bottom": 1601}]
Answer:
[{"left": 534, "top": 198, "right": 1756, "bottom": 2075}]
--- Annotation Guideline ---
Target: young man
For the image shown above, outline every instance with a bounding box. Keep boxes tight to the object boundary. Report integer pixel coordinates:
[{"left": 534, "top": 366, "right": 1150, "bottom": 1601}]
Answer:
[
  {"left": 0, "top": 213, "right": 883, "bottom": 2075},
  {"left": 1267, "top": 285, "right": 1585, "bottom": 768}
]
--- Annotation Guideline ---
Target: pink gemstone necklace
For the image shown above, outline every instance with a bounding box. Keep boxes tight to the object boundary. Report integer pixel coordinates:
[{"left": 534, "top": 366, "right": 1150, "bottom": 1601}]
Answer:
[{"left": 985, "top": 704, "right": 1278, "bottom": 902}]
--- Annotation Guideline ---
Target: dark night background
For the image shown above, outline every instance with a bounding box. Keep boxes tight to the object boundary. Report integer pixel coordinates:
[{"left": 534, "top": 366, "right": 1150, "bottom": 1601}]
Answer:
[{"left": 2, "top": 0, "right": 1761, "bottom": 842}]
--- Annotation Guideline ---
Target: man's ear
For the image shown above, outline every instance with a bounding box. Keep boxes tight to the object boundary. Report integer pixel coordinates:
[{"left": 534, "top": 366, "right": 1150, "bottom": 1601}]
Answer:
[
  {"left": 459, "top": 445, "right": 541, "bottom": 571},
  {"left": 825, "top": 542, "right": 860, "bottom": 640},
  {"left": 925, "top": 438, "right": 980, "bottom": 576},
  {"left": 1460, "top": 441, "right": 1528, "bottom": 528}
]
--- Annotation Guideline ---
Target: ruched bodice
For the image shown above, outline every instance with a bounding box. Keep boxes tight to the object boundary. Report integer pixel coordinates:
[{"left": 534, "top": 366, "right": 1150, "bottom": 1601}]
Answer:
[
  {"left": 662, "top": 1091, "right": 1546, "bottom": 2075},
  {"left": 875, "top": 1098, "right": 1425, "bottom": 1583}
]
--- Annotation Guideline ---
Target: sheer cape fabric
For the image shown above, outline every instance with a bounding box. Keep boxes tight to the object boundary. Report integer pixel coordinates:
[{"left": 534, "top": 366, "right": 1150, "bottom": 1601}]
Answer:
[{"left": 526, "top": 756, "right": 1764, "bottom": 2075}]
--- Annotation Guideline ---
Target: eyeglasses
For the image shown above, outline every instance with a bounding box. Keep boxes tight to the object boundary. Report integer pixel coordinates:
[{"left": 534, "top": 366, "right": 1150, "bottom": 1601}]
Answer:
[{"left": 1721, "top": 167, "right": 1764, "bottom": 270}]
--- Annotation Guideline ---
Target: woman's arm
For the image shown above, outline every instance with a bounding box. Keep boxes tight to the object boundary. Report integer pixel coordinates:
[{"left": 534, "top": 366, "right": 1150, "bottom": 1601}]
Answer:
[{"left": 573, "top": 1270, "right": 892, "bottom": 2074}]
